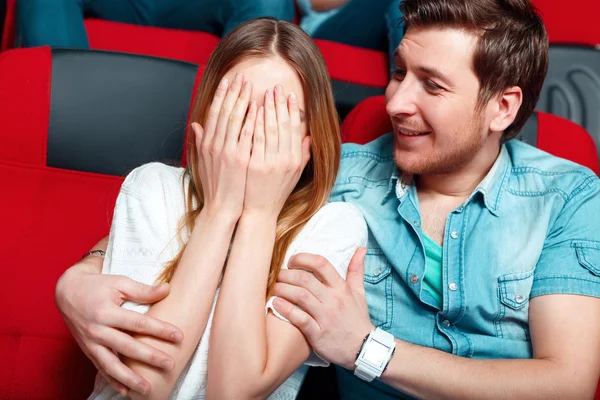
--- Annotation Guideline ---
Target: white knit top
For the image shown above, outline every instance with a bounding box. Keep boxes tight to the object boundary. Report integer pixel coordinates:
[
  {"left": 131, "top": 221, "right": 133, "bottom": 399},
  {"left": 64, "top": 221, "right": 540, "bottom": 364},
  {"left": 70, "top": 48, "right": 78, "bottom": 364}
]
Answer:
[{"left": 88, "top": 163, "right": 368, "bottom": 400}]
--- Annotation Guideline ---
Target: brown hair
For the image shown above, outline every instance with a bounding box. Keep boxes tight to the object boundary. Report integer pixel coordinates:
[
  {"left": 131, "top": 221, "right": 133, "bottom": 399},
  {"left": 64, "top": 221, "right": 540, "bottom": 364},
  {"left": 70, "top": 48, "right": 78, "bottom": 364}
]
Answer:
[
  {"left": 157, "top": 18, "right": 341, "bottom": 297},
  {"left": 400, "top": 0, "right": 549, "bottom": 141}
]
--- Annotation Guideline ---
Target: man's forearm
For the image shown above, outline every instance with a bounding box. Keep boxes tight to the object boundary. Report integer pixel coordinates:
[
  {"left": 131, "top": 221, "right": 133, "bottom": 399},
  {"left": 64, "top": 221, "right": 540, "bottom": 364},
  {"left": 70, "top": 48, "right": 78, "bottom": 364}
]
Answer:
[
  {"left": 379, "top": 339, "right": 589, "bottom": 399},
  {"left": 310, "top": 0, "right": 350, "bottom": 12}
]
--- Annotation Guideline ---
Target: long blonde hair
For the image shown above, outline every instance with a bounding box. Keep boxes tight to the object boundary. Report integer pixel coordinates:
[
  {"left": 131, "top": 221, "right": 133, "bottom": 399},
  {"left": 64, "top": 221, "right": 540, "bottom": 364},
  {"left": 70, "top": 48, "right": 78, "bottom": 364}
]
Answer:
[{"left": 158, "top": 18, "right": 341, "bottom": 297}]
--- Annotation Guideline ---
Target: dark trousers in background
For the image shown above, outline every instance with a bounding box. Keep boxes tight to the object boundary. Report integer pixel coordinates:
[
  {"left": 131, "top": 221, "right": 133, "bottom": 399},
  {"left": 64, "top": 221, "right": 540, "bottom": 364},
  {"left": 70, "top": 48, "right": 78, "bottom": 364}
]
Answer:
[
  {"left": 309, "top": 0, "right": 404, "bottom": 76},
  {"left": 18, "top": 0, "right": 295, "bottom": 48}
]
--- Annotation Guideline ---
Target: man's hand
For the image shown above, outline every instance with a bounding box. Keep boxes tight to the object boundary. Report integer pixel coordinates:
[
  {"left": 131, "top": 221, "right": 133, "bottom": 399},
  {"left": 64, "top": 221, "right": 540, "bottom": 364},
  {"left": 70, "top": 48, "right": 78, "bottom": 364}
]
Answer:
[
  {"left": 272, "top": 248, "right": 375, "bottom": 370},
  {"left": 55, "top": 258, "right": 184, "bottom": 396}
]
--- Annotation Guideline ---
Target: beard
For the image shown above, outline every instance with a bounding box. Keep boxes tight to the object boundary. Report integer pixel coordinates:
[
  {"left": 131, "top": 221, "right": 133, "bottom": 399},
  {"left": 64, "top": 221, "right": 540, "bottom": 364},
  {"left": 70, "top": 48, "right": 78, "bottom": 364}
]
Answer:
[{"left": 394, "top": 110, "right": 487, "bottom": 175}]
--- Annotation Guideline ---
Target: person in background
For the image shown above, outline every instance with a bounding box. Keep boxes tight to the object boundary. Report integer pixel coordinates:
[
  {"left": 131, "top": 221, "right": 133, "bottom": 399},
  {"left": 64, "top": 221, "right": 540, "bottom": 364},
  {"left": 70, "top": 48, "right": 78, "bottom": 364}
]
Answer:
[
  {"left": 297, "top": 0, "right": 404, "bottom": 76},
  {"left": 17, "top": 0, "right": 294, "bottom": 48}
]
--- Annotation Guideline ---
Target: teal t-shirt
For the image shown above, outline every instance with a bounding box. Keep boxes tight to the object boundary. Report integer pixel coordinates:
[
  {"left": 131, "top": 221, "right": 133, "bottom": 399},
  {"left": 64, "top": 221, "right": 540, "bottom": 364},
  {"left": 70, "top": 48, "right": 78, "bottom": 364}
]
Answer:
[{"left": 422, "top": 234, "right": 443, "bottom": 307}]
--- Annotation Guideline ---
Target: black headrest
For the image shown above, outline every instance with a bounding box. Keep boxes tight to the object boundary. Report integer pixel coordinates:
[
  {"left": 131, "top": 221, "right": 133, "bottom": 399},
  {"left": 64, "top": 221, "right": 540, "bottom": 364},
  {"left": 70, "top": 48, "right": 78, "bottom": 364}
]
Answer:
[
  {"left": 48, "top": 49, "right": 199, "bottom": 176},
  {"left": 536, "top": 45, "right": 600, "bottom": 156}
]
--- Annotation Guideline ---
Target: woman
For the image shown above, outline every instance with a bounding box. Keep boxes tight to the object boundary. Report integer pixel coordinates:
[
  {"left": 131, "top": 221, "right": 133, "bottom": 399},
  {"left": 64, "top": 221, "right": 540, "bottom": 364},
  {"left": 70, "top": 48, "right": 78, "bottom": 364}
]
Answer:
[{"left": 83, "top": 18, "right": 367, "bottom": 399}]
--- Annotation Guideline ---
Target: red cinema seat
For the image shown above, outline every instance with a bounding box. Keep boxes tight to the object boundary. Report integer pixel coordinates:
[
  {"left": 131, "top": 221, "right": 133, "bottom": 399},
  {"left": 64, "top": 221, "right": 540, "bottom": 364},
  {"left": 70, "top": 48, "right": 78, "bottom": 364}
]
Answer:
[
  {"left": 532, "top": 0, "right": 599, "bottom": 46},
  {"left": 1, "top": 1, "right": 388, "bottom": 117},
  {"left": 0, "top": 46, "right": 202, "bottom": 399}
]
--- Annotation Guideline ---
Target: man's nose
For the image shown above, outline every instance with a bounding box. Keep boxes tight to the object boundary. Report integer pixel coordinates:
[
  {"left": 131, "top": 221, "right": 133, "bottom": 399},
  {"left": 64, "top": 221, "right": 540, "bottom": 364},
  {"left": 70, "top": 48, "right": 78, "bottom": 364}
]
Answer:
[{"left": 386, "top": 78, "right": 419, "bottom": 118}]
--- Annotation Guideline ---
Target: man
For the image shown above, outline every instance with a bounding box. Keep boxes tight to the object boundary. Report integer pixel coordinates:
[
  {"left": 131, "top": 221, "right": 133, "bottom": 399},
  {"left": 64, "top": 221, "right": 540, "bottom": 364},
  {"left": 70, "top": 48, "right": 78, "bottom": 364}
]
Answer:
[
  {"left": 55, "top": 0, "right": 600, "bottom": 398},
  {"left": 270, "top": 0, "right": 600, "bottom": 398}
]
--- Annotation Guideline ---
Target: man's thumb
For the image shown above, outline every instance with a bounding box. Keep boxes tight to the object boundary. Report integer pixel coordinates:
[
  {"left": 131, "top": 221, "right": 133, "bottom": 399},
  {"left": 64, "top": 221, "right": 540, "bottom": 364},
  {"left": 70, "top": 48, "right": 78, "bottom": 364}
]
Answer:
[
  {"left": 118, "top": 278, "right": 171, "bottom": 304},
  {"left": 347, "top": 247, "right": 367, "bottom": 294}
]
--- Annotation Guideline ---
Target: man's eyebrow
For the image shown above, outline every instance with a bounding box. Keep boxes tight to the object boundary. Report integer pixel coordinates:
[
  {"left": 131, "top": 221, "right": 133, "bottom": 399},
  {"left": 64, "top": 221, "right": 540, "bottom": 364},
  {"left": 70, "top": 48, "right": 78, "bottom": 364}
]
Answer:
[{"left": 394, "top": 49, "right": 453, "bottom": 86}]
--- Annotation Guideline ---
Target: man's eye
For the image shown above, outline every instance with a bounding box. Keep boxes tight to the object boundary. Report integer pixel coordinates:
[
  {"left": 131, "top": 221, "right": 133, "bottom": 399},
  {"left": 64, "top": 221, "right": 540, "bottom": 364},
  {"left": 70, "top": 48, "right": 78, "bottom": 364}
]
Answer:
[
  {"left": 394, "top": 69, "right": 406, "bottom": 79},
  {"left": 425, "top": 80, "right": 443, "bottom": 91}
]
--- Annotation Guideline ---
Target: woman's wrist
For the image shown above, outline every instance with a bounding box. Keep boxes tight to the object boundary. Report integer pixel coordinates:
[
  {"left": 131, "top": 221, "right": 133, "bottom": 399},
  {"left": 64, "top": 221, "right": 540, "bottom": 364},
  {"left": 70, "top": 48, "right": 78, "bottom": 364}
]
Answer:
[
  {"left": 196, "top": 207, "right": 239, "bottom": 230},
  {"left": 239, "top": 209, "right": 279, "bottom": 226}
]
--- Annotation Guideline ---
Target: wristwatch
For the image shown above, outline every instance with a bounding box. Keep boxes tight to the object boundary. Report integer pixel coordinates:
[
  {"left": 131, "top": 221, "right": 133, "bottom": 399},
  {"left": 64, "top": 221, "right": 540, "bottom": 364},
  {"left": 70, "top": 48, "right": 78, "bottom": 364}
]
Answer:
[{"left": 354, "top": 328, "right": 396, "bottom": 382}]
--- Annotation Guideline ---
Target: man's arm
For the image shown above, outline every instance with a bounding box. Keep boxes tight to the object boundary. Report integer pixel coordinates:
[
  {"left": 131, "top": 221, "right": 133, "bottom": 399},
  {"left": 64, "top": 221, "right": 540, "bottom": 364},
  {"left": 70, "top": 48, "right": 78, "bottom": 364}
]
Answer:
[
  {"left": 310, "top": 0, "right": 350, "bottom": 12},
  {"left": 273, "top": 252, "right": 600, "bottom": 399},
  {"left": 55, "top": 237, "right": 183, "bottom": 396},
  {"left": 378, "top": 294, "right": 600, "bottom": 399}
]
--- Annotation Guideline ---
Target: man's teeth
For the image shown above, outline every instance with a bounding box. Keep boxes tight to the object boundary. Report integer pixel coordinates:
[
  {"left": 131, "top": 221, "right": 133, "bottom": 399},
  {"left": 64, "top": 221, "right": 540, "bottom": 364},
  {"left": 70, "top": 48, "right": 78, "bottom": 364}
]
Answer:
[{"left": 400, "top": 129, "right": 426, "bottom": 136}]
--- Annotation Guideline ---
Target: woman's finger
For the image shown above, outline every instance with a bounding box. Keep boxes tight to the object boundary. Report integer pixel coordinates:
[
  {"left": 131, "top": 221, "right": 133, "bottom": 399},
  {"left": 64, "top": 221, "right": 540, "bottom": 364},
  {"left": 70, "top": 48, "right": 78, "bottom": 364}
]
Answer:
[
  {"left": 203, "top": 77, "right": 229, "bottom": 145},
  {"left": 264, "top": 88, "right": 279, "bottom": 162},
  {"left": 192, "top": 123, "right": 204, "bottom": 155},
  {"left": 239, "top": 101, "right": 258, "bottom": 159},
  {"left": 214, "top": 73, "right": 244, "bottom": 150},
  {"left": 224, "top": 80, "right": 252, "bottom": 154},
  {"left": 252, "top": 106, "right": 266, "bottom": 162},
  {"left": 274, "top": 84, "right": 291, "bottom": 154},
  {"left": 288, "top": 92, "right": 302, "bottom": 162}
]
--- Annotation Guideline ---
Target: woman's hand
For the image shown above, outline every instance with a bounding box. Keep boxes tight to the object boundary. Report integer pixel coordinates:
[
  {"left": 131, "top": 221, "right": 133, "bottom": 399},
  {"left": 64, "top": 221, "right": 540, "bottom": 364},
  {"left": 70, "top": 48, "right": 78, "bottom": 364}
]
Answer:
[
  {"left": 192, "top": 73, "right": 258, "bottom": 221},
  {"left": 243, "top": 85, "right": 311, "bottom": 219}
]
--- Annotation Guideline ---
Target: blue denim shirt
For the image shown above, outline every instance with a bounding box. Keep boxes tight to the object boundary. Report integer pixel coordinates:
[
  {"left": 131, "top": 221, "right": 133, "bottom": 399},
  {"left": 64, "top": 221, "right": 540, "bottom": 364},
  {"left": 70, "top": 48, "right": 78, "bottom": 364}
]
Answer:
[{"left": 329, "top": 133, "right": 600, "bottom": 399}]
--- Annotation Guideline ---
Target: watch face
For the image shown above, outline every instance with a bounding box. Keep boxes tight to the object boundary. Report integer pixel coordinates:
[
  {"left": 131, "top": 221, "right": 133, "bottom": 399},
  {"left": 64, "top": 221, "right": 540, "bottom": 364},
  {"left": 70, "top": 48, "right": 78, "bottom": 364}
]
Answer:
[{"left": 363, "top": 338, "right": 390, "bottom": 368}]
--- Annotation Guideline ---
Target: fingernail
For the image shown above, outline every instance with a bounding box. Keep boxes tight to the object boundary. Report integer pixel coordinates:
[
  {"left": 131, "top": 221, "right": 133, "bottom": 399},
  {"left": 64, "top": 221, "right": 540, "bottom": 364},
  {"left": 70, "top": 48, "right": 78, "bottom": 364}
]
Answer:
[
  {"left": 244, "top": 80, "right": 252, "bottom": 91},
  {"left": 170, "top": 331, "right": 182, "bottom": 342},
  {"left": 266, "top": 88, "right": 273, "bottom": 98},
  {"left": 273, "top": 298, "right": 284, "bottom": 309},
  {"left": 162, "top": 359, "right": 175, "bottom": 370},
  {"left": 289, "top": 92, "right": 297, "bottom": 103},
  {"left": 275, "top": 84, "right": 283, "bottom": 94},
  {"left": 219, "top": 78, "right": 228, "bottom": 89},
  {"left": 137, "top": 381, "right": 149, "bottom": 395},
  {"left": 235, "top": 73, "right": 243, "bottom": 83}
]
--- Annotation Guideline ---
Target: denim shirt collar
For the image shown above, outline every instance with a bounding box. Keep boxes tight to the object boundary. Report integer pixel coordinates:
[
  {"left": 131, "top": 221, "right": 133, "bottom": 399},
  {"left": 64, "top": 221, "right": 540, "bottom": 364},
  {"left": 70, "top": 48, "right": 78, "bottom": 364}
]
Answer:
[{"left": 383, "top": 144, "right": 512, "bottom": 216}]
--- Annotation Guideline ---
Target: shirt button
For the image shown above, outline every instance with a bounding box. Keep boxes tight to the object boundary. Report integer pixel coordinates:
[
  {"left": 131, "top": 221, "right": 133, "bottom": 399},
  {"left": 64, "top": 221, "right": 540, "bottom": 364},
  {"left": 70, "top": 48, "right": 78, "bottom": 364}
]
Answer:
[
  {"left": 374, "top": 268, "right": 382, "bottom": 276},
  {"left": 442, "top": 320, "right": 451, "bottom": 327},
  {"left": 448, "top": 282, "right": 458, "bottom": 291},
  {"left": 515, "top": 294, "right": 525, "bottom": 303},
  {"left": 410, "top": 275, "right": 419, "bottom": 284},
  {"left": 450, "top": 231, "right": 459, "bottom": 239},
  {"left": 414, "top": 220, "right": 421, "bottom": 227}
]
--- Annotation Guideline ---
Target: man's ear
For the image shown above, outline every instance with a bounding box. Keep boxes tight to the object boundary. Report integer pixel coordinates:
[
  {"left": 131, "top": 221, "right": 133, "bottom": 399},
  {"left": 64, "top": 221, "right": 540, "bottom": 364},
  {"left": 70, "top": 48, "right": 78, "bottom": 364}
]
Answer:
[{"left": 489, "top": 86, "right": 523, "bottom": 133}]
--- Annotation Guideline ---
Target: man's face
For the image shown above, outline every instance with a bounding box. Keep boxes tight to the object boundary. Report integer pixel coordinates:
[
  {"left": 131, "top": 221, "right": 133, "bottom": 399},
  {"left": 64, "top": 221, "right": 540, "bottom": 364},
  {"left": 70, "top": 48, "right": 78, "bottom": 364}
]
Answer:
[{"left": 385, "top": 26, "right": 496, "bottom": 175}]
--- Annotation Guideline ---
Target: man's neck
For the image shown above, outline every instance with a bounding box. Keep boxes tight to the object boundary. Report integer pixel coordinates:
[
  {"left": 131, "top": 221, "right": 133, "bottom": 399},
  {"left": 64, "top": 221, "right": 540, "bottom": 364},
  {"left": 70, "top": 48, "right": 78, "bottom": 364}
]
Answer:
[{"left": 416, "top": 142, "right": 502, "bottom": 200}]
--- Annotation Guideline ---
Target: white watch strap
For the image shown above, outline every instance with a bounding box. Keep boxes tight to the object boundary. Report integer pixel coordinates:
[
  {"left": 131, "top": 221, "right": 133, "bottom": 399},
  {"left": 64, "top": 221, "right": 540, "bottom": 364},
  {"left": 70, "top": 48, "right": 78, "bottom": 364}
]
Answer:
[{"left": 354, "top": 328, "right": 396, "bottom": 382}]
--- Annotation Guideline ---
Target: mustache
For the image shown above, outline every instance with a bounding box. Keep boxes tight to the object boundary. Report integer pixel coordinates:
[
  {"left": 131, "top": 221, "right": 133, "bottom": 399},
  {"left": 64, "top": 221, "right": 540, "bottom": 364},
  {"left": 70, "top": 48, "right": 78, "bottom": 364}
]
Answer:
[{"left": 391, "top": 118, "right": 430, "bottom": 132}]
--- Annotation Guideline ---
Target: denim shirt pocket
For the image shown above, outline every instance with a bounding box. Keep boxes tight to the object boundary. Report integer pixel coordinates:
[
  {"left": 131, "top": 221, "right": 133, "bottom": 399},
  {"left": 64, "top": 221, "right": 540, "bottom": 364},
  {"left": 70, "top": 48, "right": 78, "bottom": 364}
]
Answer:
[
  {"left": 363, "top": 248, "right": 393, "bottom": 330},
  {"left": 495, "top": 269, "right": 535, "bottom": 340},
  {"left": 573, "top": 240, "right": 600, "bottom": 277}
]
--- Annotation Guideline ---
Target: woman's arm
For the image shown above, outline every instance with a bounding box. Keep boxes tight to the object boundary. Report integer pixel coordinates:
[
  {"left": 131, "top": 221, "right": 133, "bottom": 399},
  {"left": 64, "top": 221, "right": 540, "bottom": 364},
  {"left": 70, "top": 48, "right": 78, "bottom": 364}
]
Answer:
[
  {"left": 208, "top": 86, "right": 312, "bottom": 399},
  {"left": 125, "top": 210, "right": 237, "bottom": 400},
  {"left": 124, "top": 73, "right": 258, "bottom": 399},
  {"left": 208, "top": 212, "right": 312, "bottom": 399}
]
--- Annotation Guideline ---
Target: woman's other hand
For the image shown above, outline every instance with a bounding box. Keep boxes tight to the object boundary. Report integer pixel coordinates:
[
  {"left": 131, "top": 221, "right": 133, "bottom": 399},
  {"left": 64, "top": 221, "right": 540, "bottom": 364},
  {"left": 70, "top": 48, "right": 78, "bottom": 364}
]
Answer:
[
  {"left": 192, "top": 73, "right": 258, "bottom": 221},
  {"left": 243, "top": 85, "right": 311, "bottom": 219}
]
